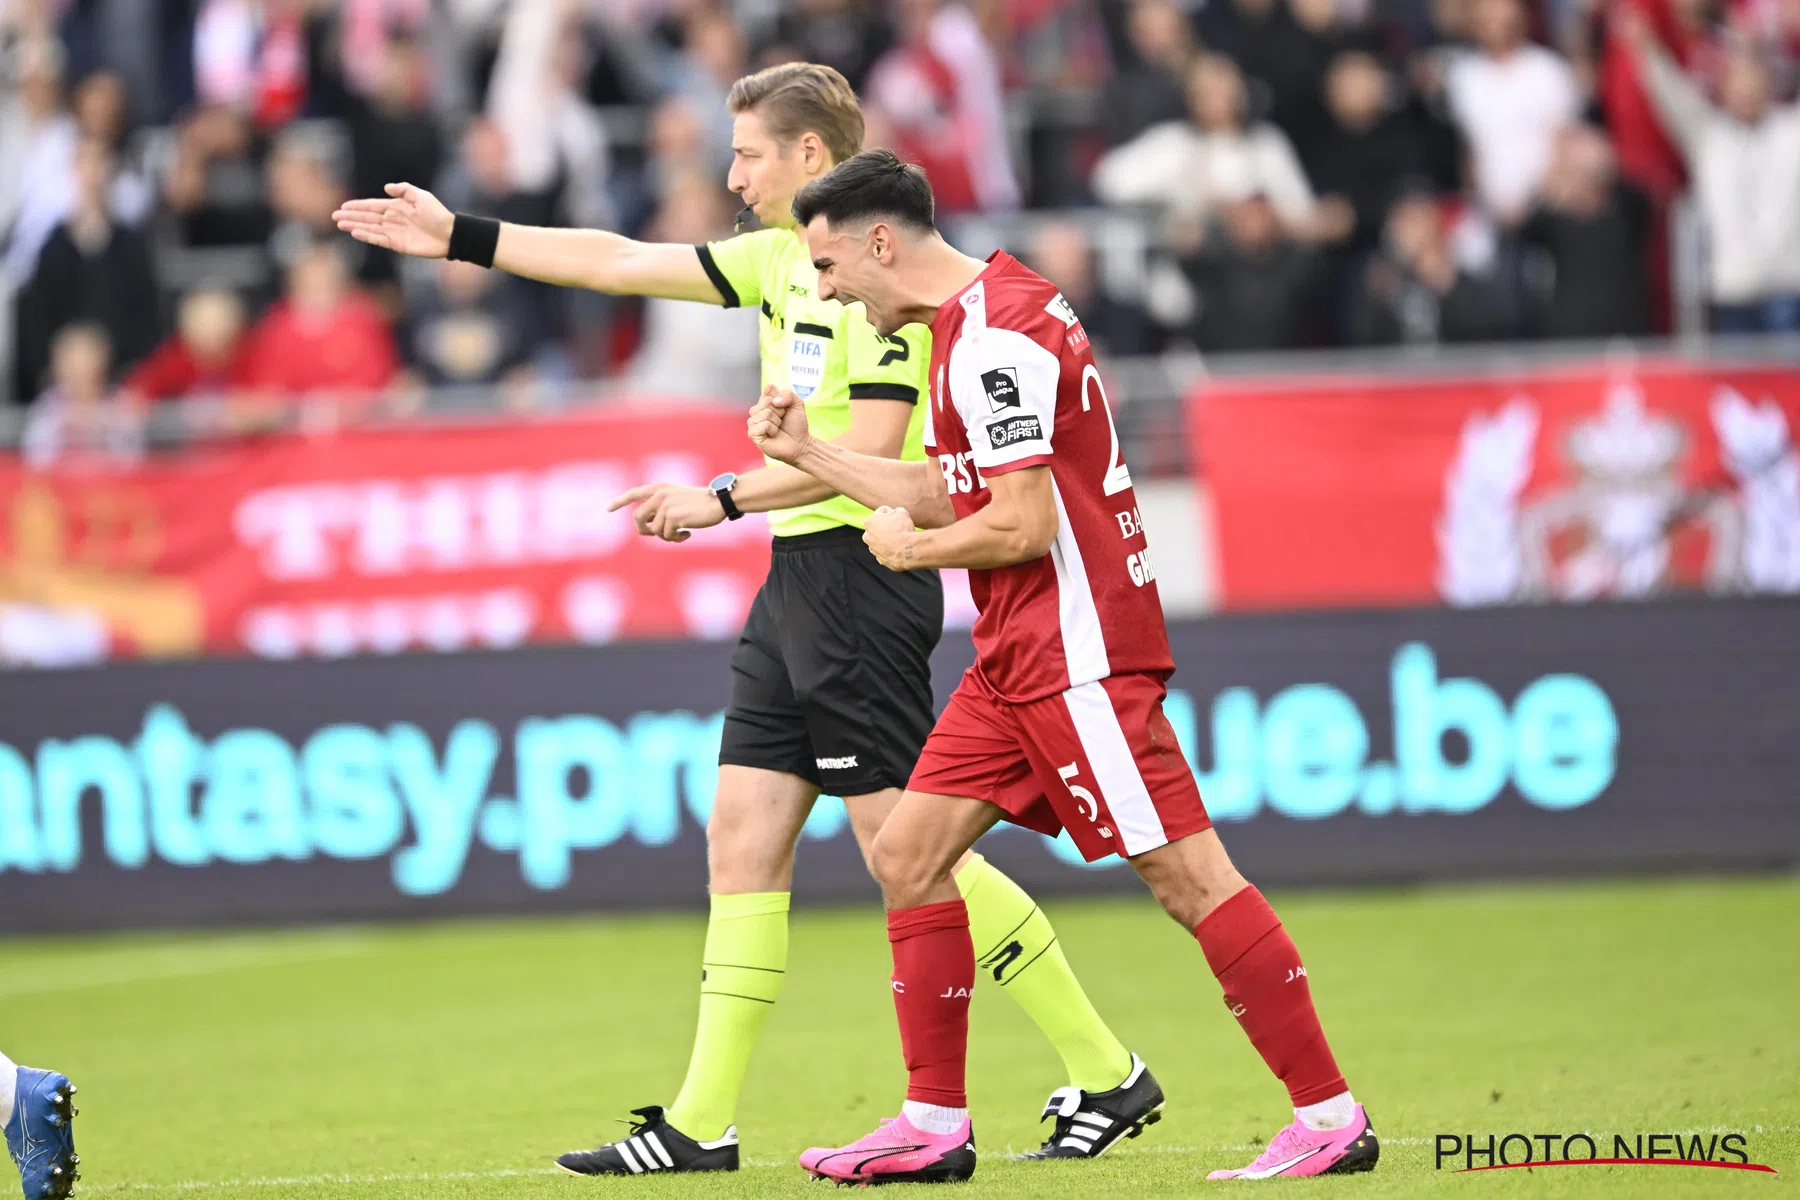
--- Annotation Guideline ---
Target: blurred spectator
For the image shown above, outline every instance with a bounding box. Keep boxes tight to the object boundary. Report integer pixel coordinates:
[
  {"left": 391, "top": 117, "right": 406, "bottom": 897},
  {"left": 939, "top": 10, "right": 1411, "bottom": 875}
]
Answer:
[
  {"left": 1100, "top": 0, "right": 1197, "bottom": 147},
  {"left": 164, "top": 104, "right": 273, "bottom": 250},
  {"left": 71, "top": 70, "right": 152, "bottom": 220},
  {"left": 1026, "top": 218, "right": 1158, "bottom": 356},
  {"left": 762, "top": 0, "right": 896, "bottom": 92},
  {"left": 193, "top": 0, "right": 314, "bottom": 130},
  {"left": 1180, "top": 194, "right": 1321, "bottom": 352},
  {"left": 1094, "top": 54, "right": 1347, "bottom": 241},
  {"left": 485, "top": 4, "right": 611, "bottom": 225},
  {"left": 1625, "top": 15, "right": 1800, "bottom": 332},
  {"left": 122, "top": 288, "right": 254, "bottom": 403},
  {"left": 1252, "top": 0, "right": 1377, "bottom": 160},
  {"left": 865, "top": 0, "right": 1022, "bottom": 212},
  {"left": 1307, "top": 52, "right": 1428, "bottom": 251},
  {"left": 664, "top": 8, "right": 747, "bottom": 174},
  {"left": 1445, "top": 0, "right": 1581, "bottom": 223},
  {"left": 1522, "top": 125, "right": 1652, "bottom": 337},
  {"left": 1348, "top": 191, "right": 1518, "bottom": 343},
  {"left": 345, "top": 35, "right": 444, "bottom": 230},
  {"left": 52, "top": 0, "right": 170, "bottom": 124},
  {"left": 267, "top": 128, "right": 353, "bottom": 272},
  {"left": 1002, "top": 0, "right": 1114, "bottom": 94},
  {"left": 1197, "top": 0, "right": 1291, "bottom": 83},
  {"left": 240, "top": 240, "right": 397, "bottom": 397},
  {"left": 621, "top": 170, "right": 759, "bottom": 400},
  {"left": 15, "top": 137, "right": 159, "bottom": 403},
  {"left": 1598, "top": 0, "right": 1725, "bottom": 202},
  {"left": 438, "top": 115, "right": 568, "bottom": 354},
  {"left": 441, "top": 114, "right": 556, "bottom": 233},
  {"left": 22, "top": 323, "right": 142, "bottom": 467},
  {"left": 5, "top": 63, "right": 153, "bottom": 288},
  {"left": 337, "top": 0, "right": 433, "bottom": 102},
  {"left": 1, "top": 35, "right": 77, "bottom": 285},
  {"left": 398, "top": 257, "right": 540, "bottom": 398}
]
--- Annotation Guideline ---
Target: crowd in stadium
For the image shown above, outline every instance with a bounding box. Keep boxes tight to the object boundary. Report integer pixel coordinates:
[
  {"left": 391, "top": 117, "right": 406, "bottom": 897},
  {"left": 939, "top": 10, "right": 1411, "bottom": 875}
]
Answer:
[{"left": 2, "top": 0, "right": 1798, "bottom": 460}]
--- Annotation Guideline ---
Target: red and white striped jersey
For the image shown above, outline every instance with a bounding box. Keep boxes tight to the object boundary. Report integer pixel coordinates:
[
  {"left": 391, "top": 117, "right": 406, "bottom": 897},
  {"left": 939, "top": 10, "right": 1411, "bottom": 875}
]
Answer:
[{"left": 924, "top": 252, "right": 1173, "bottom": 704}]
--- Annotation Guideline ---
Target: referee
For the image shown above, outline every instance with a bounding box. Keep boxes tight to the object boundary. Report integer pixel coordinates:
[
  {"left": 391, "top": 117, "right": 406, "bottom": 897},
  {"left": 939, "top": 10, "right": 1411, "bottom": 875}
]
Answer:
[{"left": 333, "top": 63, "right": 1154, "bottom": 1175}]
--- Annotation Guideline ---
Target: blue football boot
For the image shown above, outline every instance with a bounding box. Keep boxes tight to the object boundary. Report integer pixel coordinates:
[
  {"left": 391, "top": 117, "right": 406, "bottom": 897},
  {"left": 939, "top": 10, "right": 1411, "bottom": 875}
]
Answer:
[{"left": 3, "top": 1068, "right": 79, "bottom": 1199}]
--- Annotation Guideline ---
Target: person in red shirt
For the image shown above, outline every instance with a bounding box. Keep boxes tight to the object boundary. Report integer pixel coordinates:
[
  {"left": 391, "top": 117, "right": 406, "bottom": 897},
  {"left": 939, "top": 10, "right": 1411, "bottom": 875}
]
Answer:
[
  {"left": 241, "top": 239, "right": 398, "bottom": 402},
  {"left": 122, "top": 287, "right": 253, "bottom": 404},
  {"left": 749, "top": 150, "right": 1374, "bottom": 1186}
]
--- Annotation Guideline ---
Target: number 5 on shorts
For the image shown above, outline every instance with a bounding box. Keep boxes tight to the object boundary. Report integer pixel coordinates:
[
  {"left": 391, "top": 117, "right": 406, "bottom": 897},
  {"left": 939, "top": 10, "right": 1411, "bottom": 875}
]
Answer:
[{"left": 1057, "top": 762, "right": 1113, "bottom": 839}]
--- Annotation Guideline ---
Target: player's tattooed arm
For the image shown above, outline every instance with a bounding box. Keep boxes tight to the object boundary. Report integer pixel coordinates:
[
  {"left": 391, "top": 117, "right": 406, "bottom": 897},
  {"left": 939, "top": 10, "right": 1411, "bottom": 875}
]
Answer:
[{"left": 868, "top": 466, "right": 1057, "bottom": 572}]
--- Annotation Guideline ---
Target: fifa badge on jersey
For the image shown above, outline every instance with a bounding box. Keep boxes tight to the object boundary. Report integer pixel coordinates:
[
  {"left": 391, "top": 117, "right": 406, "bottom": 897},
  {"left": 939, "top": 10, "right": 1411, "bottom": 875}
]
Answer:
[
  {"left": 790, "top": 330, "right": 828, "bottom": 398},
  {"left": 982, "top": 367, "right": 1021, "bottom": 413}
]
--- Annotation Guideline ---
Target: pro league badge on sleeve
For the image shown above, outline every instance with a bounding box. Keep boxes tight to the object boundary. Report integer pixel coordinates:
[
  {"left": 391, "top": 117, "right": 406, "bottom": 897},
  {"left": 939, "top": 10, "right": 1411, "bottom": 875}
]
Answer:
[{"left": 982, "top": 367, "right": 1021, "bottom": 412}]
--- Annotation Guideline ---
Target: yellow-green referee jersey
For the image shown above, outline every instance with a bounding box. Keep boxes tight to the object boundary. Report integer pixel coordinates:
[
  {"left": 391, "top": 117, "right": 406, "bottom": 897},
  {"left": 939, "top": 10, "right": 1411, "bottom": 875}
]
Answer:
[{"left": 695, "top": 227, "right": 931, "bottom": 537}]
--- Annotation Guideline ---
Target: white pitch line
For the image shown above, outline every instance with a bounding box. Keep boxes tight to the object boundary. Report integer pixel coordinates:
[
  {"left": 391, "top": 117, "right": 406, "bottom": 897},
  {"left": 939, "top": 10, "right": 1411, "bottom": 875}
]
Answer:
[
  {"left": 0, "top": 936, "right": 375, "bottom": 998},
  {"left": 102, "top": 1127, "right": 1800, "bottom": 1190},
  {"left": 122, "top": 1168, "right": 563, "bottom": 1191}
]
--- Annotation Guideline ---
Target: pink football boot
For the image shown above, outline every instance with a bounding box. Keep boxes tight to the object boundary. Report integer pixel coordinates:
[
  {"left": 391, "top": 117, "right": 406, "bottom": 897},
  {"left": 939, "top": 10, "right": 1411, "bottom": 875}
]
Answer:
[
  {"left": 1207, "top": 1105, "right": 1379, "bottom": 1179},
  {"left": 800, "top": 1112, "right": 977, "bottom": 1185}
]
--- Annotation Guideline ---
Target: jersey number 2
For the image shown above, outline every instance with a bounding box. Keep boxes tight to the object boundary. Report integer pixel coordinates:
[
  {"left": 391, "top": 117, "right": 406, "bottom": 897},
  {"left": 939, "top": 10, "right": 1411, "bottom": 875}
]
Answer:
[{"left": 1080, "top": 365, "right": 1133, "bottom": 496}]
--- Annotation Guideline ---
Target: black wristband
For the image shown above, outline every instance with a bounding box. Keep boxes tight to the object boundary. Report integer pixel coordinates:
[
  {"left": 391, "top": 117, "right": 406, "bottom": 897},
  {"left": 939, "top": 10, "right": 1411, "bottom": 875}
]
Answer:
[{"left": 446, "top": 213, "right": 500, "bottom": 268}]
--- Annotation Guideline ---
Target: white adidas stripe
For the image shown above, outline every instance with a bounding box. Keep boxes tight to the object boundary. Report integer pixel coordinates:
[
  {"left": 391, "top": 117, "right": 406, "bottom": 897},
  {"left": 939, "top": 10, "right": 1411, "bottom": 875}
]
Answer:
[
  {"left": 642, "top": 1132, "right": 674, "bottom": 1169},
  {"left": 1072, "top": 1113, "right": 1111, "bottom": 1130},
  {"left": 615, "top": 1140, "right": 642, "bottom": 1173}
]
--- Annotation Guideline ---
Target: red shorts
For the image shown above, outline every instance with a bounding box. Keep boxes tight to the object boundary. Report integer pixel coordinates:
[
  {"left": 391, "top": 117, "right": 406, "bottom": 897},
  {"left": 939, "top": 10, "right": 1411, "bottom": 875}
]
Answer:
[{"left": 908, "top": 668, "right": 1211, "bottom": 862}]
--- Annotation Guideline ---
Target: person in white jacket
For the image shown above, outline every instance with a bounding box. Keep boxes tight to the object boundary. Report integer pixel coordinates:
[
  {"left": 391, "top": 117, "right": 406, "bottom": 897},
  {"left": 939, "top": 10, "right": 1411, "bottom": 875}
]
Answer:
[
  {"left": 1621, "top": 9, "right": 1800, "bottom": 332},
  {"left": 1092, "top": 53, "right": 1346, "bottom": 241}
]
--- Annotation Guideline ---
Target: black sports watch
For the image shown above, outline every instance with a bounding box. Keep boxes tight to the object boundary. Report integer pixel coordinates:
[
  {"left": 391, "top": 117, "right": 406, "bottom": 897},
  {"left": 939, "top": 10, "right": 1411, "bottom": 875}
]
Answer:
[{"left": 709, "top": 471, "right": 744, "bottom": 521}]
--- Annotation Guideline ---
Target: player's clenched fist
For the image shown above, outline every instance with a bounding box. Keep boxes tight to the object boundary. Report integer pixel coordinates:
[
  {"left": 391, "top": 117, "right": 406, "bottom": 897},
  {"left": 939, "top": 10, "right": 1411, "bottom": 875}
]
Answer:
[
  {"left": 747, "top": 384, "right": 812, "bottom": 463},
  {"left": 332, "top": 182, "right": 455, "bottom": 259},
  {"left": 862, "top": 506, "right": 917, "bottom": 571}
]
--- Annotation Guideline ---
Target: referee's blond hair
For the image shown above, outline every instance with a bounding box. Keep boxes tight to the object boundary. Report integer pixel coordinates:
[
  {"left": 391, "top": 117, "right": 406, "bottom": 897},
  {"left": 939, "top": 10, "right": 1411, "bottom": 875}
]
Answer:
[{"left": 727, "top": 62, "right": 864, "bottom": 167}]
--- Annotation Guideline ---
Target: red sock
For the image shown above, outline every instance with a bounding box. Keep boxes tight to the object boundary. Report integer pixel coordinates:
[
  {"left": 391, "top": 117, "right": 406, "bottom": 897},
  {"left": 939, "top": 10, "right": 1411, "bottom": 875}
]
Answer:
[
  {"left": 1195, "top": 886, "right": 1348, "bottom": 1108},
  {"left": 887, "top": 898, "right": 974, "bottom": 1108}
]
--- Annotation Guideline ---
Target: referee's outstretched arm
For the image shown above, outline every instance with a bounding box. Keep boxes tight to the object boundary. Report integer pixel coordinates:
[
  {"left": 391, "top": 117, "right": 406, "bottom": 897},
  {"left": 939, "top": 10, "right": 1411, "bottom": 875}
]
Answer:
[{"left": 333, "top": 182, "right": 726, "bottom": 304}]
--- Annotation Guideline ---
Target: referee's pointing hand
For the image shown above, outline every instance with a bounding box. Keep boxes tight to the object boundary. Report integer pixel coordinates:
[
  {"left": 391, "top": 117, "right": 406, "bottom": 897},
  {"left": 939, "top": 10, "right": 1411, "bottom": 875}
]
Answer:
[{"left": 609, "top": 482, "right": 722, "bottom": 543}]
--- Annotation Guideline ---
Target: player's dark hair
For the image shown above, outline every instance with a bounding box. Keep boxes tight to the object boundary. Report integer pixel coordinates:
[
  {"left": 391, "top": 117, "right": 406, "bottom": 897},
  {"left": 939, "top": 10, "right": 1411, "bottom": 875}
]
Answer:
[{"left": 790, "top": 149, "right": 936, "bottom": 235}]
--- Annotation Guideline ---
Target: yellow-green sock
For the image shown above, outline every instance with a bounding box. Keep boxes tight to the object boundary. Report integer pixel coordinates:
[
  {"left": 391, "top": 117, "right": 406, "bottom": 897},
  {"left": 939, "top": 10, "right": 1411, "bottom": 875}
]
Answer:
[
  {"left": 956, "top": 853, "right": 1133, "bottom": 1093},
  {"left": 665, "top": 891, "right": 789, "bottom": 1140}
]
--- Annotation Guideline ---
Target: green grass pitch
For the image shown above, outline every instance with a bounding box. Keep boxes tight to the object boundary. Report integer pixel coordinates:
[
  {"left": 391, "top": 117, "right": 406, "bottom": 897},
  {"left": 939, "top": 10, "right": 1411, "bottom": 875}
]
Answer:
[{"left": 3, "top": 876, "right": 1795, "bottom": 1198}]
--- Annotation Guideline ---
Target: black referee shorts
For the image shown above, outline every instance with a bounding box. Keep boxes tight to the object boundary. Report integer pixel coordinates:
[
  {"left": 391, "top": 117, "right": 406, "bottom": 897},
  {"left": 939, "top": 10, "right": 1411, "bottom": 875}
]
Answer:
[{"left": 719, "top": 525, "right": 944, "bottom": 797}]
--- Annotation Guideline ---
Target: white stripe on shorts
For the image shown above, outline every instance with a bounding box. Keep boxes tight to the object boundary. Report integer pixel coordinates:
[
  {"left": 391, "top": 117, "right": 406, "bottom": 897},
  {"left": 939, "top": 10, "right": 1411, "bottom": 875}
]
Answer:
[{"left": 1062, "top": 680, "right": 1167, "bottom": 856}]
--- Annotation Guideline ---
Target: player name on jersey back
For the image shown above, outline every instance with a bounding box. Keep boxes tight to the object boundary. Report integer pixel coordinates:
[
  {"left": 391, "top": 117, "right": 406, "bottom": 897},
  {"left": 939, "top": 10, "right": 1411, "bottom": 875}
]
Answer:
[{"left": 926, "top": 252, "right": 1174, "bottom": 704}]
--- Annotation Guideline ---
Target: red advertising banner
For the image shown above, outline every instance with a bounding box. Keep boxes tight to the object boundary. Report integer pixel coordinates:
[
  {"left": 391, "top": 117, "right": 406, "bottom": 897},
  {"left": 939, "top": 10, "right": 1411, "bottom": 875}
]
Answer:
[
  {"left": 0, "top": 405, "right": 779, "bottom": 666},
  {"left": 1190, "top": 361, "right": 1800, "bottom": 611}
]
